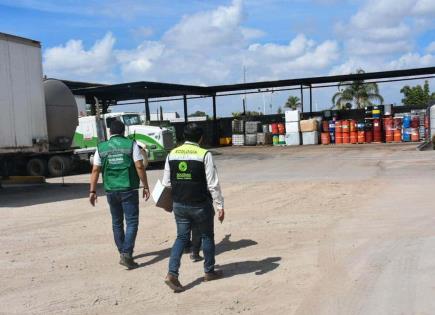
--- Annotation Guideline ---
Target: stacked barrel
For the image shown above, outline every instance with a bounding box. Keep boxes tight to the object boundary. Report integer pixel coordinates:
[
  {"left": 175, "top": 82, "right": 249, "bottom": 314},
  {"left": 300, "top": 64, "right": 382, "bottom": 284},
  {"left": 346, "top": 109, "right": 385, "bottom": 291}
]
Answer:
[{"left": 321, "top": 120, "right": 330, "bottom": 145}]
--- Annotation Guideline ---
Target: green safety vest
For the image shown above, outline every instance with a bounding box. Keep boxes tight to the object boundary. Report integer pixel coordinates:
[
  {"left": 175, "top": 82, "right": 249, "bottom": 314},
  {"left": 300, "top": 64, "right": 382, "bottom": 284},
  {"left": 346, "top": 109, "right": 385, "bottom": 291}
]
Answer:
[{"left": 98, "top": 135, "right": 140, "bottom": 192}]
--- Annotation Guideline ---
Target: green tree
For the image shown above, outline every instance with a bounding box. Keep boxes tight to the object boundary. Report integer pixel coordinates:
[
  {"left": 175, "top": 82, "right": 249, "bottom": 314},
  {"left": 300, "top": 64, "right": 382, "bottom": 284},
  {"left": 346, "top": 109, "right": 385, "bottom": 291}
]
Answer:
[
  {"left": 400, "top": 80, "right": 435, "bottom": 108},
  {"left": 331, "top": 69, "right": 384, "bottom": 109},
  {"left": 284, "top": 96, "right": 301, "bottom": 110},
  {"left": 188, "top": 110, "right": 208, "bottom": 117},
  {"left": 277, "top": 106, "right": 283, "bottom": 114}
]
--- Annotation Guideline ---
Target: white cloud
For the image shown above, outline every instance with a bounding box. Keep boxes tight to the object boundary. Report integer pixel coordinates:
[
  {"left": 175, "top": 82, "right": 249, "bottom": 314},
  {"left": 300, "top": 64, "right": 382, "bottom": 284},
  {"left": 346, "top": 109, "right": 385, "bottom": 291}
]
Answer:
[
  {"left": 346, "top": 38, "right": 410, "bottom": 56},
  {"left": 388, "top": 52, "right": 435, "bottom": 69},
  {"left": 426, "top": 41, "right": 435, "bottom": 53},
  {"left": 131, "top": 27, "right": 154, "bottom": 39},
  {"left": 43, "top": 32, "right": 116, "bottom": 81},
  {"left": 115, "top": 1, "right": 339, "bottom": 84},
  {"left": 163, "top": 0, "right": 245, "bottom": 51}
]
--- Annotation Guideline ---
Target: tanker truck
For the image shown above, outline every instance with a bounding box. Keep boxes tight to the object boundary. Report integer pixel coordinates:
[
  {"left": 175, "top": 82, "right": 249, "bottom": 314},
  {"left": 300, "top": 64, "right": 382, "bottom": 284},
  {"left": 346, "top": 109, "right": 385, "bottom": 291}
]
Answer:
[{"left": 0, "top": 33, "right": 81, "bottom": 177}]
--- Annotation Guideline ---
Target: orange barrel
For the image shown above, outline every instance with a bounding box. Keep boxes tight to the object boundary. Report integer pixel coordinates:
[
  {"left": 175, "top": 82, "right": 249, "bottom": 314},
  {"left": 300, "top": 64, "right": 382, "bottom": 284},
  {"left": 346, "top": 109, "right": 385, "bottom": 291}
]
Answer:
[
  {"left": 350, "top": 131, "right": 357, "bottom": 144},
  {"left": 271, "top": 123, "right": 279, "bottom": 134},
  {"left": 383, "top": 117, "right": 393, "bottom": 130},
  {"left": 349, "top": 120, "right": 357, "bottom": 132},
  {"left": 341, "top": 120, "right": 350, "bottom": 133},
  {"left": 393, "top": 117, "right": 402, "bottom": 129},
  {"left": 322, "top": 120, "right": 329, "bottom": 132},
  {"left": 335, "top": 131, "right": 343, "bottom": 144},
  {"left": 277, "top": 123, "right": 285, "bottom": 135},
  {"left": 411, "top": 116, "right": 419, "bottom": 128},
  {"left": 385, "top": 130, "right": 394, "bottom": 142},
  {"left": 321, "top": 132, "right": 330, "bottom": 145},
  {"left": 335, "top": 121, "right": 342, "bottom": 133},
  {"left": 357, "top": 131, "right": 365, "bottom": 143},
  {"left": 411, "top": 128, "right": 419, "bottom": 142},
  {"left": 393, "top": 129, "right": 402, "bottom": 142},
  {"left": 366, "top": 131, "right": 373, "bottom": 143},
  {"left": 342, "top": 132, "right": 350, "bottom": 144},
  {"left": 373, "top": 119, "right": 382, "bottom": 142}
]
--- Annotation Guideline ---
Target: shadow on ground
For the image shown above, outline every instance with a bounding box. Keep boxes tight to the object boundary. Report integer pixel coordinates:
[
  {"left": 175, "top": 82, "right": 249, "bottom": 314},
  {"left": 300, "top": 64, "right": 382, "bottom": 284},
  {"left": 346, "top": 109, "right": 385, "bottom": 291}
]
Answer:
[
  {"left": 0, "top": 183, "right": 104, "bottom": 208},
  {"left": 183, "top": 257, "right": 282, "bottom": 291},
  {"left": 134, "top": 234, "right": 258, "bottom": 268}
]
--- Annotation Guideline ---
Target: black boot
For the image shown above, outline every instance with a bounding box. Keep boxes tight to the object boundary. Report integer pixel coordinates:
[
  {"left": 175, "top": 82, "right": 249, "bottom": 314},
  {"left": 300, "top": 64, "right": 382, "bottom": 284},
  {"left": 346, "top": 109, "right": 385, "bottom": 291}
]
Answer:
[{"left": 119, "top": 253, "right": 139, "bottom": 270}]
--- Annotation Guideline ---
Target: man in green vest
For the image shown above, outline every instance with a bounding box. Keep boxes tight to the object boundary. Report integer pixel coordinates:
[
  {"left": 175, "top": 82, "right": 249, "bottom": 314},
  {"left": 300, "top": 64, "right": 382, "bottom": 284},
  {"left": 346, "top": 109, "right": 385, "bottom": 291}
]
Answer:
[
  {"left": 162, "top": 123, "right": 225, "bottom": 292},
  {"left": 89, "top": 120, "right": 150, "bottom": 269}
]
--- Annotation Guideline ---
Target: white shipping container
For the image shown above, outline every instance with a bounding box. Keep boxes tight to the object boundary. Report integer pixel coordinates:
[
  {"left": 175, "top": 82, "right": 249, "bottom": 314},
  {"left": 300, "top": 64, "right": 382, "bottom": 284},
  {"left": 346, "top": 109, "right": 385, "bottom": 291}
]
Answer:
[
  {"left": 302, "top": 131, "right": 319, "bottom": 145},
  {"left": 285, "top": 110, "right": 300, "bottom": 122},
  {"left": 285, "top": 132, "right": 301, "bottom": 146},
  {"left": 285, "top": 122, "right": 300, "bottom": 133},
  {"left": 0, "top": 33, "right": 47, "bottom": 153}
]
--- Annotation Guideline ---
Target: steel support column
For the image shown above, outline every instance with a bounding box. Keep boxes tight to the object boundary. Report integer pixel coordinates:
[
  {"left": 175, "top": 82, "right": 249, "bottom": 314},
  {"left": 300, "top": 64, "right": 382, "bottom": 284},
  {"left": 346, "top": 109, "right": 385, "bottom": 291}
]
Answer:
[
  {"left": 183, "top": 95, "right": 188, "bottom": 123},
  {"left": 309, "top": 84, "right": 313, "bottom": 115},
  {"left": 212, "top": 95, "right": 218, "bottom": 146},
  {"left": 300, "top": 85, "right": 304, "bottom": 113},
  {"left": 144, "top": 98, "right": 150, "bottom": 123}
]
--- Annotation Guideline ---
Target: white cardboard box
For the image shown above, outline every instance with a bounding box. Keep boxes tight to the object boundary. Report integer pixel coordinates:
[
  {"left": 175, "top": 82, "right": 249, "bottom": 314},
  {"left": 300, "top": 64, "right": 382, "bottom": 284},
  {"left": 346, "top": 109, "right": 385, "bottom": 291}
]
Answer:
[
  {"left": 152, "top": 179, "right": 173, "bottom": 212},
  {"left": 285, "top": 122, "right": 300, "bottom": 133},
  {"left": 302, "top": 131, "right": 319, "bottom": 145},
  {"left": 285, "top": 132, "right": 301, "bottom": 146},
  {"left": 285, "top": 110, "right": 300, "bottom": 122}
]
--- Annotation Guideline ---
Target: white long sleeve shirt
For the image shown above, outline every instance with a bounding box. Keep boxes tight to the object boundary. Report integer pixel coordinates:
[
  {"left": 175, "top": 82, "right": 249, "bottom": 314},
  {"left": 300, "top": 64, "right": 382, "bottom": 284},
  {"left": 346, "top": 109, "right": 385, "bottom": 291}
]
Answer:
[{"left": 162, "top": 141, "right": 224, "bottom": 210}]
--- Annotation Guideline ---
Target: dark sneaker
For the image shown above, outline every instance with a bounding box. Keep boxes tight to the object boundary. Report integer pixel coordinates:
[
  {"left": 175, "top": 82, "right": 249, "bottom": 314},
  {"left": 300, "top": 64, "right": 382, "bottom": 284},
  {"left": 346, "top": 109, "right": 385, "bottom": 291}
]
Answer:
[
  {"left": 165, "top": 274, "right": 184, "bottom": 292},
  {"left": 119, "top": 253, "right": 139, "bottom": 270},
  {"left": 190, "top": 253, "right": 204, "bottom": 262},
  {"left": 204, "top": 270, "right": 223, "bottom": 282}
]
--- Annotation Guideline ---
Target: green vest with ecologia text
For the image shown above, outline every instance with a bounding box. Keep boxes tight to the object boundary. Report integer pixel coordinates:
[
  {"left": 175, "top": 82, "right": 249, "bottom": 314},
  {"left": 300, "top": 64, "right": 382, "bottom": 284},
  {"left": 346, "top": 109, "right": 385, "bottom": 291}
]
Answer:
[{"left": 98, "top": 135, "right": 140, "bottom": 192}]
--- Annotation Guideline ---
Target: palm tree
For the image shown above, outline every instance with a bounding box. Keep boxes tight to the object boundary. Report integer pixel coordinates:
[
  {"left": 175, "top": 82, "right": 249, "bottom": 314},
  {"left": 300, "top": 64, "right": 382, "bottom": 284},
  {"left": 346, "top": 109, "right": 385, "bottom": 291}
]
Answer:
[
  {"left": 331, "top": 69, "right": 384, "bottom": 109},
  {"left": 284, "top": 96, "right": 301, "bottom": 110}
]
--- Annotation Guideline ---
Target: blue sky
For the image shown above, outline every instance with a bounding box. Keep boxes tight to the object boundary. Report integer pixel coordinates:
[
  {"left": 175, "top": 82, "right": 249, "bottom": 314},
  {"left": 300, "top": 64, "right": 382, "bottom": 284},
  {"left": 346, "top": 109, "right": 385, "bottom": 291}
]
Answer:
[{"left": 1, "top": 0, "right": 434, "bottom": 116}]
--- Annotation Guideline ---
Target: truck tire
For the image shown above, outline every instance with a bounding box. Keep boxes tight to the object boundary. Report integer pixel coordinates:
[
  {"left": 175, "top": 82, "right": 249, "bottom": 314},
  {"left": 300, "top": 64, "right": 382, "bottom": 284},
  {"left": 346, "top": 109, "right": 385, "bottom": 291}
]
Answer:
[
  {"left": 48, "top": 155, "right": 72, "bottom": 177},
  {"left": 26, "top": 158, "right": 47, "bottom": 176}
]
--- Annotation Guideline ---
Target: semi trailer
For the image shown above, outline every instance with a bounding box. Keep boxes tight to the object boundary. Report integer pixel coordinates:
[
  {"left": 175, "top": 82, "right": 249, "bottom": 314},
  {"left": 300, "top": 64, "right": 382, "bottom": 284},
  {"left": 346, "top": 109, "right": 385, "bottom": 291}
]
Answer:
[{"left": 0, "top": 32, "right": 80, "bottom": 177}]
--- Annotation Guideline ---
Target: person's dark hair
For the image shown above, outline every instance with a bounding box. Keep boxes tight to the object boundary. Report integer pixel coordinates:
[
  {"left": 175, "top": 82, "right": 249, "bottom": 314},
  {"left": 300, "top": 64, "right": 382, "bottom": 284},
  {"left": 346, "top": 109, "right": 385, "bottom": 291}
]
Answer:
[
  {"left": 110, "top": 120, "right": 125, "bottom": 135},
  {"left": 184, "top": 123, "right": 204, "bottom": 143}
]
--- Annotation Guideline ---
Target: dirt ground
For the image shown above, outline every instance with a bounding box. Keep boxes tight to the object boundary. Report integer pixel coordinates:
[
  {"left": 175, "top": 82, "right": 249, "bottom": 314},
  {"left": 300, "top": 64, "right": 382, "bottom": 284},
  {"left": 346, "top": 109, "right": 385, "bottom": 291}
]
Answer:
[{"left": 2, "top": 143, "right": 435, "bottom": 315}]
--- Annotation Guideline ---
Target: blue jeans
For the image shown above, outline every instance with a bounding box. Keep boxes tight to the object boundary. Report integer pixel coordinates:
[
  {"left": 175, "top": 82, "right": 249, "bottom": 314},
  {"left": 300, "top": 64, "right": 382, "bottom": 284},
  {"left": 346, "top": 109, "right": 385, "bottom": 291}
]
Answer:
[
  {"left": 168, "top": 201, "right": 215, "bottom": 276},
  {"left": 106, "top": 190, "right": 139, "bottom": 255}
]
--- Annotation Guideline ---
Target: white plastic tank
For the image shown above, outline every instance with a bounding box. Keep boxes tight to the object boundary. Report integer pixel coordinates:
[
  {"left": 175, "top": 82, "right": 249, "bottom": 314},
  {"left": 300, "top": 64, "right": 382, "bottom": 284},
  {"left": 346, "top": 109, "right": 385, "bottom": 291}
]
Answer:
[
  {"left": 43, "top": 79, "right": 78, "bottom": 150},
  {"left": 430, "top": 104, "right": 435, "bottom": 140}
]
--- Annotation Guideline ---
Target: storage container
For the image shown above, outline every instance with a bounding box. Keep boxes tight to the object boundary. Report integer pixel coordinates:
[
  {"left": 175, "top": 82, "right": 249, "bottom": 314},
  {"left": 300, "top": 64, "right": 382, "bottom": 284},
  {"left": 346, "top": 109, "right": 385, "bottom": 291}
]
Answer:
[
  {"left": 285, "top": 132, "right": 301, "bottom": 146},
  {"left": 285, "top": 122, "right": 300, "bottom": 133},
  {"left": 300, "top": 119, "right": 318, "bottom": 132},
  {"left": 285, "top": 110, "right": 300, "bottom": 122},
  {"left": 302, "top": 131, "right": 319, "bottom": 145}
]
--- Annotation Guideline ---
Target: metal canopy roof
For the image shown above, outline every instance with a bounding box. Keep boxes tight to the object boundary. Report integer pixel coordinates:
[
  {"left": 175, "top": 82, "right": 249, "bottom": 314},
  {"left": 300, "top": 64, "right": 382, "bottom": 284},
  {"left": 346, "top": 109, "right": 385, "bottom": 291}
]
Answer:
[
  {"left": 72, "top": 66, "right": 435, "bottom": 101},
  {"left": 73, "top": 81, "right": 210, "bottom": 101},
  {"left": 207, "top": 66, "right": 435, "bottom": 93},
  {"left": 60, "top": 79, "right": 106, "bottom": 90}
]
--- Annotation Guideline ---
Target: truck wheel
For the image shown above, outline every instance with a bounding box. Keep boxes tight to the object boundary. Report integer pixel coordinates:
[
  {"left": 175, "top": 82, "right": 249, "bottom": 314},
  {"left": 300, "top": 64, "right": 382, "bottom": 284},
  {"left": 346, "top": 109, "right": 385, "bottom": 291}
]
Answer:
[
  {"left": 26, "top": 158, "right": 47, "bottom": 176},
  {"left": 48, "top": 155, "right": 72, "bottom": 177}
]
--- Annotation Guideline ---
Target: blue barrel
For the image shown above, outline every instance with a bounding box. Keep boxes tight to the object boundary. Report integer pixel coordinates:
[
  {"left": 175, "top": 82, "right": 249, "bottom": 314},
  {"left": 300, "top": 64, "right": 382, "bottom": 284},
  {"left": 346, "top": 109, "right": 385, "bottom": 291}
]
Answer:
[
  {"left": 403, "top": 115, "right": 411, "bottom": 128},
  {"left": 357, "top": 122, "right": 365, "bottom": 131},
  {"left": 328, "top": 120, "right": 336, "bottom": 132},
  {"left": 403, "top": 128, "right": 411, "bottom": 142},
  {"left": 329, "top": 131, "right": 336, "bottom": 144}
]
